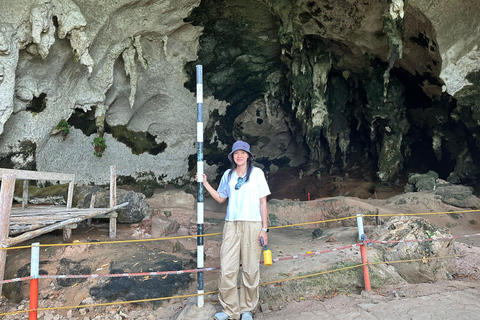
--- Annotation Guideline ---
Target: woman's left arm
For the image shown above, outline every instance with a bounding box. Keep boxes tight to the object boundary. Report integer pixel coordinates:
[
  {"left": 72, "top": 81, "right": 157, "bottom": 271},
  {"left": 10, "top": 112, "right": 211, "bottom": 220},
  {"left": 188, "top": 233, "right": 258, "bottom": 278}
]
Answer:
[{"left": 259, "top": 196, "right": 268, "bottom": 245}]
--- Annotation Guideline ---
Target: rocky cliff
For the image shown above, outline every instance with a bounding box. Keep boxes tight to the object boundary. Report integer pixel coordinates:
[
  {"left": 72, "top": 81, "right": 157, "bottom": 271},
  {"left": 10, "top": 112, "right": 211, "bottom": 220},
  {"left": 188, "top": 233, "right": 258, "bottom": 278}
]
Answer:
[{"left": 0, "top": 0, "right": 479, "bottom": 188}]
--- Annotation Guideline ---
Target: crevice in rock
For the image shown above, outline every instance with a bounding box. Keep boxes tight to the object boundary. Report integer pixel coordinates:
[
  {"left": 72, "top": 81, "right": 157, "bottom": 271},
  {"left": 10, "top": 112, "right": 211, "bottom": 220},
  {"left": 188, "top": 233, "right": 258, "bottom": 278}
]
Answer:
[
  {"left": 68, "top": 107, "right": 166, "bottom": 155},
  {"left": 105, "top": 123, "right": 167, "bottom": 155},
  {"left": 26, "top": 93, "right": 47, "bottom": 113}
]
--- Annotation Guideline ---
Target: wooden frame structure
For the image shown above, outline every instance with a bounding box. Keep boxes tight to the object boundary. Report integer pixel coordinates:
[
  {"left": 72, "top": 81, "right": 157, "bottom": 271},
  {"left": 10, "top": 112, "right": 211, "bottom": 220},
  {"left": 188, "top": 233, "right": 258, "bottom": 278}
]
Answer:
[{"left": 0, "top": 165, "right": 128, "bottom": 293}]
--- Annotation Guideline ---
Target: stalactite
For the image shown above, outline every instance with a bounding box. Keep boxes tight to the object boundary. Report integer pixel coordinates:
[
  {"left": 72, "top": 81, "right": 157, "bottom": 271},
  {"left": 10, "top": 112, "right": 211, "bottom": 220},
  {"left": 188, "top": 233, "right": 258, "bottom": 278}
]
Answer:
[{"left": 382, "top": 0, "right": 405, "bottom": 102}]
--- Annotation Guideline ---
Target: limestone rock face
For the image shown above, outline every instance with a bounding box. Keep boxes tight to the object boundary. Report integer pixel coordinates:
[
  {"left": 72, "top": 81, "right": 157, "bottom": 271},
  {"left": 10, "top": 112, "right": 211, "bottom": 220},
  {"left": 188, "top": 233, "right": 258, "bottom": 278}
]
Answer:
[
  {"left": 0, "top": 0, "right": 479, "bottom": 187},
  {"left": 233, "top": 98, "right": 308, "bottom": 173},
  {"left": 0, "top": 0, "right": 207, "bottom": 185}
]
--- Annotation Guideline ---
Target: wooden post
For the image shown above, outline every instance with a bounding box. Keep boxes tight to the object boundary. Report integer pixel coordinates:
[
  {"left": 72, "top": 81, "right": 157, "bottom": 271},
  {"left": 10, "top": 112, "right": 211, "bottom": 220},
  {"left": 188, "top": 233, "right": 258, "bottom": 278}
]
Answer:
[
  {"left": 109, "top": 165, "right": 117, "bottom": 239},
  {"left": 0, "top": 174, "right": 16, "bottom": 295},
  {"left": 87, "top": 194, "right": 96, "bottom": 226},
  {"left": 62, "top": 224, "right": 77, "bottom": 243},
  {"left": 63, "top": 174, "right": 75, "bottom": 243},
  {"left": 22, "top": 180, "right": 29, "bottom": 209},
  {"left": 66, "top": 177, "right": 75, "bottom": 209}
]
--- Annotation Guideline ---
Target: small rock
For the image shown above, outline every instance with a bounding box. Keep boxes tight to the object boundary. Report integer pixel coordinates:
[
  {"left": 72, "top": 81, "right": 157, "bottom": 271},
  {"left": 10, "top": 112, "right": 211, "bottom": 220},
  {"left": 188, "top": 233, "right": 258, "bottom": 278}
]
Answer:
[
  {"left": 260, "top": 303, "right": 270, "bottom": 313},
  {"left": 44, "top": 312, "right": 54, "bottom": 320},
  {"left": 312, "top": 228, "right": 323, "bottom": 239},
  {"left": 80, "top": 297, "right": 94, "bottom": 305},
  {"left": 326, "top": 236, "right": 336, "bottom": 242}
]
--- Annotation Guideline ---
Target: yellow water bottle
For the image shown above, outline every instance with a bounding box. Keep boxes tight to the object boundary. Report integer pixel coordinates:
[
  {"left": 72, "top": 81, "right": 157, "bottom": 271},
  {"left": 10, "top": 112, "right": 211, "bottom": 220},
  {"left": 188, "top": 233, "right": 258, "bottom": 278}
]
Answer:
[{"left": 261, "top": 237, "right": 272, "bottom": 266}]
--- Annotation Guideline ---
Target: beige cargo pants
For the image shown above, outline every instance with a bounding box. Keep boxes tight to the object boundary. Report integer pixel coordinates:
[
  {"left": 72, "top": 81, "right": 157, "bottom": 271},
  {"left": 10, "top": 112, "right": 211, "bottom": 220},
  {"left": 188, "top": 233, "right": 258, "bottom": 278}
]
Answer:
[{"left": 218, "top": 221, "right": 263, "bottom": 320}]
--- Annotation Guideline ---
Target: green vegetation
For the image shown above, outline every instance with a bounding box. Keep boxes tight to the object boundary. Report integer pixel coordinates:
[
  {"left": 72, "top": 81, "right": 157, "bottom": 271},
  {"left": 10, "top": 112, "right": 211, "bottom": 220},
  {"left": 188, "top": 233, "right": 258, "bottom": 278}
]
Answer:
[
  {"left": 92, "top": 136, "right": 107, "bottom": 157},
  {"left": 423, "top": 231, "right": 435, "bottom": 263},
  {"left": 56, "top": 119, "right": 70, "bottom": 140}
]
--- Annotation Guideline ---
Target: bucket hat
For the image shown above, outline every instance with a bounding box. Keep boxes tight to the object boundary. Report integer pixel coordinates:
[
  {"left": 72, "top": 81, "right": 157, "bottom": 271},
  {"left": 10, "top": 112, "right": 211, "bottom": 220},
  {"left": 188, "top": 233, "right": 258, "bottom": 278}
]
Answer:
[{"left": 228, "top": 140, "right": 254, "bottom": 163}]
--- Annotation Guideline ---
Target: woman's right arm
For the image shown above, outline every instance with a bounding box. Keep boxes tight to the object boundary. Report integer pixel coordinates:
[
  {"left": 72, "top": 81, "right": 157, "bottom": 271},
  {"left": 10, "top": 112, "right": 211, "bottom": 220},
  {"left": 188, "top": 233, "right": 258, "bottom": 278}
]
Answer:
[{"left": 196, "top": 173, "right": 227, "bottom": 204}]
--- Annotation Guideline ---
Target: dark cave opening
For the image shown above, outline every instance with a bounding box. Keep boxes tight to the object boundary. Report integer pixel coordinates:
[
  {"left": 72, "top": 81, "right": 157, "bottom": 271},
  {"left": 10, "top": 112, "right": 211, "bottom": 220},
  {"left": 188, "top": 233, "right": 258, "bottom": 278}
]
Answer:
[
  {"left": 389, "top": 67, "right": 458, "bottom": 179},
  {"left": 27, "top": 93, "right": 47, "bottom": 113},
  {"left": 67, "top": 108, "right": 166, "bottom": 155},
  {"left": 67, "top": 108, "right": 97, "bottom": 136}
]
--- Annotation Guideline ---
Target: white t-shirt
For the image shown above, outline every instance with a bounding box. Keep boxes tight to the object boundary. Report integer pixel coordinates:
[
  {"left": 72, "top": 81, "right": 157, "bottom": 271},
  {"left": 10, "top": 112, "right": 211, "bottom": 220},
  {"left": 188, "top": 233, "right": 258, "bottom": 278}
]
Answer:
[{"left": 218, "top": 167, "right": 271, "bottom": 221}]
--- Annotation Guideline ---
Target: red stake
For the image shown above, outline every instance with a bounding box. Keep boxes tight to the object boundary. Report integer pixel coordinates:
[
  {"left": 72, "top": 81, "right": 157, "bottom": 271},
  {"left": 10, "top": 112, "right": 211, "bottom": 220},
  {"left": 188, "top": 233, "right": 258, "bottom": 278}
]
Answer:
[
  {"left": 360, "top": 243, "right": 371, "bottom": 291},
  {"left": 29, "top": 278, "right": 38, "bottom": 320}
]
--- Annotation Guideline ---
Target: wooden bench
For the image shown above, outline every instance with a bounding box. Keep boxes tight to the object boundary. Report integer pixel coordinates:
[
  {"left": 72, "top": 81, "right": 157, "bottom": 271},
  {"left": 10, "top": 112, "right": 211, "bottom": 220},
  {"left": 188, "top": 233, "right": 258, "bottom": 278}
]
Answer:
[{"left": 0, "top": 165, "right": 128, "bottom": 293}]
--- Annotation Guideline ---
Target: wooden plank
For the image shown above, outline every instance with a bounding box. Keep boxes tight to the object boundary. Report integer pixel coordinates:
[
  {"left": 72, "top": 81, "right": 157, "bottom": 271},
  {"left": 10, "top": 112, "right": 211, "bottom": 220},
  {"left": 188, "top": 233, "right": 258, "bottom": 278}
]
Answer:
[
  {"left": 0, "top": 169, "right": 75, "bottom": 182},
  {"left": 11, "top": 207, "right": 117, "bottom": 215},
  {"left": 0, "top": 173, "right": 16, "bottom": 295},
  {"left": 9, "top": 209, "right": 120, "bottom": 225},
  {"left": 4, "top": 202, "right": 128, "bottom": 247}
]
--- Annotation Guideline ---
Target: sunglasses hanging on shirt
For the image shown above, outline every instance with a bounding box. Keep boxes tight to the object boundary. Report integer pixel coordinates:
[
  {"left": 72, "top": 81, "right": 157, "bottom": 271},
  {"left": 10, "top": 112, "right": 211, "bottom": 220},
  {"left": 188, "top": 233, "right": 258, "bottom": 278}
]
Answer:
[{"left": 235, "top": 177, "right": 244, "bottom": 190}]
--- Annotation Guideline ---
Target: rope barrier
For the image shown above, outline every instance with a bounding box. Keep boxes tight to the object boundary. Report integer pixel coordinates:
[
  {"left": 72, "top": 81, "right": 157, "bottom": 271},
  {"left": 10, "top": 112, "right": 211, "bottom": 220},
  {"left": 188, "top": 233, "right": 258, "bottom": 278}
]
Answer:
[
  {"left": 3, "top": 231, "right": 480, "bottom": 284},
  {"left": 365, "top": 208, "right": 480, "bottom": 218},
  {"left": 0, "top": 241, "right": 364, "bottom": 285},
  {"left": 2, "top": 208, "right": 479, "bottom": 251},
  {"left": 268, "top": 215, "right": 358, "bottom": 229},
  {"left": 0, "top": 267, "right": 220, "bottom": 284},
  {"left": 268, "top": 243, "right": 362, "bottom": 264},
  {"left": 1, "top": 233, "right": 223, "bottom": 251},
  {"left": 2, "top": 251, "right": 478, "bottom": 317}
]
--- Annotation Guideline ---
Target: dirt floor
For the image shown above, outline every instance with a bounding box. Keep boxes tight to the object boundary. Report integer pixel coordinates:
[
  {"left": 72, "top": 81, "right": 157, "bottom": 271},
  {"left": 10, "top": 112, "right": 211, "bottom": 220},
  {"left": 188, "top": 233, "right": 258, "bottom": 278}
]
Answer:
[{"left": 1, "top": 172, "right": 480, "bottom": 319}]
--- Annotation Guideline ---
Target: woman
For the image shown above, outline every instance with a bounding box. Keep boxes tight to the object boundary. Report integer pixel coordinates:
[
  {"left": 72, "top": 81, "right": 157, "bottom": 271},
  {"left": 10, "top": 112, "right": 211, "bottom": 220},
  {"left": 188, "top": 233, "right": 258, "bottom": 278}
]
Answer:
[{"left": 197, "top": 140, "right": 270, "bottom": 320}]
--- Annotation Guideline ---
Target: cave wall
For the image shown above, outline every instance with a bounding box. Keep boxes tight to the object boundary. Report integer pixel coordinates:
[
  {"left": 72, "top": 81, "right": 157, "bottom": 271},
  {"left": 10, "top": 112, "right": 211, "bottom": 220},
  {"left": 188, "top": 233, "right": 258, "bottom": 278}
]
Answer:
[
  {"left": 0, "top": 0, "right": 479, "bottom": 186},
  {"left": 0, "top": 0, "right": 209, "bottom": 185}
]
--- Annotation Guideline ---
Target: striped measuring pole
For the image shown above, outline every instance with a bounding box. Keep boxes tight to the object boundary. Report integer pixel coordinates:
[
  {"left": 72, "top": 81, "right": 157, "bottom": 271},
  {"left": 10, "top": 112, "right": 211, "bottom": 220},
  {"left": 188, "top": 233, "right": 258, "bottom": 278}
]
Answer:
[{"left": 196, "top": 65, "right": 205, "bottom": 307}]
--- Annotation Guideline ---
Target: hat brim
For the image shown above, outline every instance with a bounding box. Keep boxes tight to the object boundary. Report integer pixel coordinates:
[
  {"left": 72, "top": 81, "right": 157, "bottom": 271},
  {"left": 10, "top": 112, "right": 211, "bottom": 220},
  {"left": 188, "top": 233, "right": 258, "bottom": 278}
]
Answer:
[{"left": 228, "top": 150, "right": 254, "bottom": 163}]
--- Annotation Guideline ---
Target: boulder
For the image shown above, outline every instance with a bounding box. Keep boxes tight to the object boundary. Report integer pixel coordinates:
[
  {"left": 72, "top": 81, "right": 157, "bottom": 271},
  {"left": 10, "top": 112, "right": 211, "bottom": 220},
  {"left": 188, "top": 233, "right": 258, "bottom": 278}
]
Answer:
[
  {"left": 371, "top": 216, "right": 456, "bottom": 283},
  {"left": 406, "top": 171, "right": 438, "bottom": 192},
  {"left": 435, "top": 184, "right": 480, "bottom": 209},
  {"left": 75, "top": 186, "right": 150, "bottom": 223},
  {"left": 150, "top": 214, "right": 180, "bottom": 238},
  {"left": 146, "top": 188, "right": 196, "bottom": 210}
]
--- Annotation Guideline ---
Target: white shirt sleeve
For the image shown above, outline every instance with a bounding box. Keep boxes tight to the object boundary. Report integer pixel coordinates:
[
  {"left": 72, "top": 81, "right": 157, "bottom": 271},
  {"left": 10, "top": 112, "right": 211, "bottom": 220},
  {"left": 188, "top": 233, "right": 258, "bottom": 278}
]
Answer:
[
  {"left": 255, "top": 167, "right": 271, "bottom": 198},
  {"left": 217, "top": 169, "right": 231, "bottom": 199}
]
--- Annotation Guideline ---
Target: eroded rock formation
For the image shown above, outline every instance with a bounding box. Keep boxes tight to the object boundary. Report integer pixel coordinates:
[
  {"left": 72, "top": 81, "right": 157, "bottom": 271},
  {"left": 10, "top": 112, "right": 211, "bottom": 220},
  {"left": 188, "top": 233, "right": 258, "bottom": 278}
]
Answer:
[{"left": 0, "top": 0, "right": 479, "bottom": 188}]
